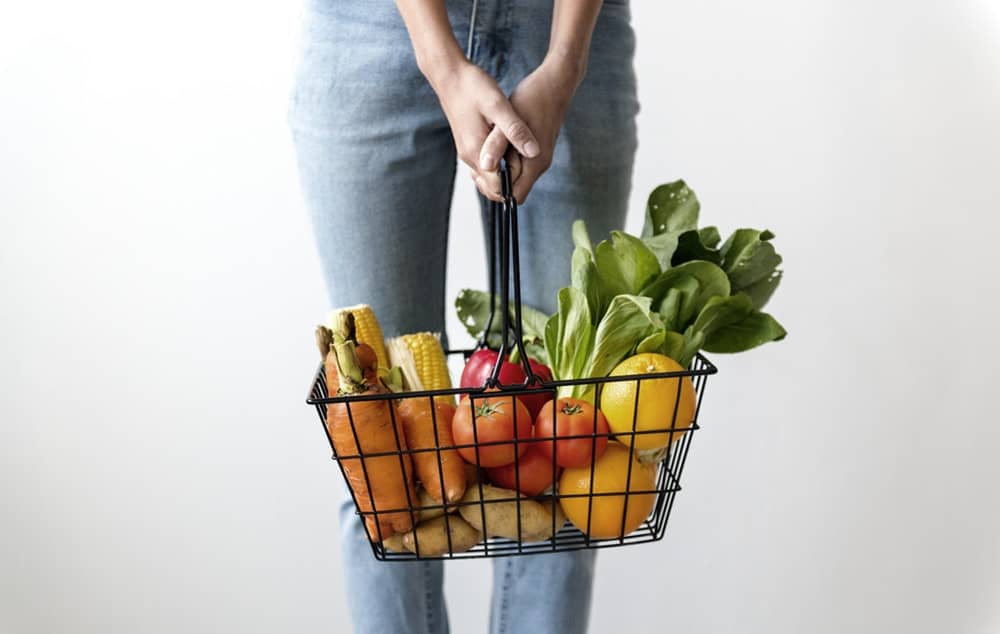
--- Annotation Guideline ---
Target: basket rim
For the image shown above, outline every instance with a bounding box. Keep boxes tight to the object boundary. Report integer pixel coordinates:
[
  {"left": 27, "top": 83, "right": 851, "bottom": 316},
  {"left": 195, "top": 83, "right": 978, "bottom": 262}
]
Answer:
[{"left": 306, "top": 350, "right": 717, "bottom": 405}]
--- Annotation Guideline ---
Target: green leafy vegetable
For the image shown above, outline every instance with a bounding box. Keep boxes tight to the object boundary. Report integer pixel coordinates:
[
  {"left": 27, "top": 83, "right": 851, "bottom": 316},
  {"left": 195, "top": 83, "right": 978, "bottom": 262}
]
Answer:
[
  {"left": 641, "top": 261, "right": 731, "bottom": 331},
  {"left": 636, "top": 330, "right": 667, "bottom": 354},
  {"left": 671, "top": 228, "right": 723, "bottom": 266},
  {"left": 642, "top": 181, "right": 700, "bottom": 238},
  {"left": 720, "top": 228, "right": 783, "bottom": 297},
  {"left": 659, "top": 331, "right": 687, "bottom": 364},
  {"left": 594, "top": 231, "right": 661, "bottom": 297},
  {"left": 690, "top": 294, "right": 755, "bottom": 338},
  {"left": 572, "top": 219, "right": 593, "bottom": 253},
  {"left": 547, "top": 287, "right": 594, "bottom": 390},
  {"left": 702, "top": 310, "right": 787, "bottom": 353},
  {"left": 459, "top": 179, "right": 787, "bottom": 389},
  {"left": 455, "top": 289, "right": 550, "bottom": 363},
  {"left": 571, "top": 246, "right": 605, "bottom": 323},
  {"left": 643, "top": 232, "right": 679, "bottom": 270},
  {"left": 698, "top": 226, "right": 722, "bottom": 248},
  {"left": 741, "top": 270, "right": 783, "bottom": 310},
  {"left": 587, "top": 295, "right": 662, "bottom": 378}
]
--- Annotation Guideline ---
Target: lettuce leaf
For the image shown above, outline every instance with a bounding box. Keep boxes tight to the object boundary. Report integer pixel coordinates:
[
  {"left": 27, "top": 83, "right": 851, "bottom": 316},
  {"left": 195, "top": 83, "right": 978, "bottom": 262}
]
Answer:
[
  {"left": 548, "top": 287, "right": 594, "bottom": 389},
  {"left": 641, "top": 181, "right": 700, "bottom": 238},
  {"left": 455, "top": 288, "right": 550, "bottom": 362},
  {"left": 594, "top": 231, "right": 662, "bottom": 297},
  {"left": 720, "top": 228, "right": 783, "bottom": 306},
  {"left": 584, "top": 295, "right": 663, "bottom": 383}
]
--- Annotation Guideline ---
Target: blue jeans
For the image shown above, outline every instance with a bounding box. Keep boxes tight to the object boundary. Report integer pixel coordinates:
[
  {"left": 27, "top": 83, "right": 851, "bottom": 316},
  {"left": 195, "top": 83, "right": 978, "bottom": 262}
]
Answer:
[{"left": 289, "top": 1, "right": 637, "bottom": 632}]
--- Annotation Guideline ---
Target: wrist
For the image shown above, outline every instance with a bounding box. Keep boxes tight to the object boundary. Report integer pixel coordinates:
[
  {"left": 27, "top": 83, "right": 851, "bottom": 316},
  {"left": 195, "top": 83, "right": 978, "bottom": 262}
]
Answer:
[
  {"left": 541, "top": 45, "right": 589, "bottom": 91},
  {"left": 415, "top": 42, "right": 468, "bottom": 90}
]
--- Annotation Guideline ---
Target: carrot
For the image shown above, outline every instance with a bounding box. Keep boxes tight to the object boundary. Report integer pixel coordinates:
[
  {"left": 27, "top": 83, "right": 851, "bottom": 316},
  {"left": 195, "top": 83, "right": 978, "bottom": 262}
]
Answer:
[
  {"left": 321, "top": 316, "right": 418, "bottom": 541},
  {"left": 398, "top": 397, "right": 467, "bottom": 505},
  {"left": 316, "top": 326, "right": 343, "bottom": 415}
]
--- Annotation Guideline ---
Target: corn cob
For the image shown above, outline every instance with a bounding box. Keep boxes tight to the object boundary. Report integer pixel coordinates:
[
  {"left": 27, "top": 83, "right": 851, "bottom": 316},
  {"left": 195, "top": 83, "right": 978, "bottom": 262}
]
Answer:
[
  {"left": 386, "top": 332, "right": 454, "bottom": 405},
  {"left": 327, "top": 304, "right": 388, "bottom": 370}
]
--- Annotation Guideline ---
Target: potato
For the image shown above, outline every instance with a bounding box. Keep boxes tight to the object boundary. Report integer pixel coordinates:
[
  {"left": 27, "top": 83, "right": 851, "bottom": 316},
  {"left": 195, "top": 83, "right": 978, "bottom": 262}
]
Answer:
[
  {"left": 401, "top": 515, "right": 482, "bottom": 557},
  {"left": 464, "top": 463, "right": 482, "bottom": 485},
  {"left": 458, "top": 484, "right": 567, "bottom": 542},
  {"left": 382, "top": 534, "right": 407, "bottom": 553},
  {"left": 544, "top": 500, "right": 568, "bottom": 540},
  {"left": 413, "top": 487, "right": 451, "bottom": 523}
]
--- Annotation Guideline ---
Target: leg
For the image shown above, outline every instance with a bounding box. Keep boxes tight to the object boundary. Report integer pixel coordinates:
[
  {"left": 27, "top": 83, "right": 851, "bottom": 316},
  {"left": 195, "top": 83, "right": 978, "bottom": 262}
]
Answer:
[
  {"left": 289, "top": 1, "right": 471, "bottom": 631},
  {"left": 289, "top": 0, "right": 460, "bottom": 339},
  {"left": 489, "top": 551, "right": 597, "bottom": 634},
  {"left": 339, "top": 497, "right": 449, "bottom": 634}
]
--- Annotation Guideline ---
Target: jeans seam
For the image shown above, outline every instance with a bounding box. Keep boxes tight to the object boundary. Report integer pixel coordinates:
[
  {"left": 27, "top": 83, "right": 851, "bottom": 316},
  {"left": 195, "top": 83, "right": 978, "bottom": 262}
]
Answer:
[
  {"left": 424, "top": 562, "right": 435, "bottom": 634},
  {"left": 497, "top": 558, "right": 514, "bottom": 634}
]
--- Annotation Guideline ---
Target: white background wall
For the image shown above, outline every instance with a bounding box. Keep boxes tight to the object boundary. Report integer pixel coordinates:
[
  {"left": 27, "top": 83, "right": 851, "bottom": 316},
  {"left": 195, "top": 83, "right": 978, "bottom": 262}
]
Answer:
[{"left": 3, "top": 0, "right": 999, "bottom": 632}]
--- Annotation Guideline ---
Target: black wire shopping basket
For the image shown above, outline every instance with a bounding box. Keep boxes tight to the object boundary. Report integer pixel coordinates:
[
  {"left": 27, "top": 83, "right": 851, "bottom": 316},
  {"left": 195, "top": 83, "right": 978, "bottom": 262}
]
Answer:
[{"left": 306, "top": 163, "right": 717, "bottom": 561}]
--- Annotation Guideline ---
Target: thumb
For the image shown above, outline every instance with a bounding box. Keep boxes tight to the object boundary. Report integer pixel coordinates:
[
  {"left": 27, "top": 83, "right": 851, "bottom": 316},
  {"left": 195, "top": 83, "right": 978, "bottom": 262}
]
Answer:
[{"left": 487, "top": 101, "right": 540, "bottom": 159}]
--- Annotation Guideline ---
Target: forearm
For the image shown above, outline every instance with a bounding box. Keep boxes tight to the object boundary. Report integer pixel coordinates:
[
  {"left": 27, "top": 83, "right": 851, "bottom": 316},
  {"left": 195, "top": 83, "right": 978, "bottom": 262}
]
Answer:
[
  {"left": 394, "top": 0, "right": 466, "bottom": 87},
  {"left": 544, "top": 0, "right": 603, "bottom": 88}
]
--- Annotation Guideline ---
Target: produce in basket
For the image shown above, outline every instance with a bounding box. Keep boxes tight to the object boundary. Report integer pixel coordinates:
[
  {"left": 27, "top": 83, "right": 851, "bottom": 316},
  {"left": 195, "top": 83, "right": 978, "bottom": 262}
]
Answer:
[
  {"left": 411, "top": 486, "right": 458, "bottom": 524},
  {"left": 318, "top": 313, "right": 418, "bottom": 541},
  {"left": 600, "top": 353, "right": 697, "bottom": 451},
  {"left": 387, "top": 332, "right": 456, "bottom": 406},
  {"left": 327, "top": 304, "right": 389, "bottom": 370},
  {"left": 396, "top": 398, "right": 466, "bottom": 504},
  {"left": 519, "top": 358, "right": 554, "bottom": 419},
  {"left": 382, "top": 487, "right": 464, "bottom": 554},
  {"left": 382, "top": 534, "right": 406, "bottom": 553},
  {"left": 459, "top": 484, "right": 566, "bottom": 542},
  {"left": 534, "top": 397, "right": 610, "bottom": 468},
  {"left": 387, "top": 333, "right": 467, "bottom": 504},
  {"left": 452, "top": 392, "right": 532, "bottom": 468},
  {"left": 460, "top": 348, "right": 554, "bottom": 418},
  {"left": 454, "top": 180, "right": 786, "bottom": 402},
  {"left": 400, "top": 515, "right": 483, "bottom": 557},
  {"left": 559, "top": 442, "right": 656, "bottom": 539},
  {"left": 485, "top": 444, "right": 560, "bottom": 496},
  {"left": 460, "top": 347, "right": 526, "bottom": 389}
]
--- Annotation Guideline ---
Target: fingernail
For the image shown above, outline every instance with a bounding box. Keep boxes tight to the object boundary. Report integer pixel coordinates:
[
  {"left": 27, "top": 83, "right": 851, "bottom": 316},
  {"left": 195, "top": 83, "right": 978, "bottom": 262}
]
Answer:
[
  {"left": 480, "top": 153, "right": 494, "bottom": 170},
  {"left": 524, "top": 141, "right": 540, "bottom": 157}
]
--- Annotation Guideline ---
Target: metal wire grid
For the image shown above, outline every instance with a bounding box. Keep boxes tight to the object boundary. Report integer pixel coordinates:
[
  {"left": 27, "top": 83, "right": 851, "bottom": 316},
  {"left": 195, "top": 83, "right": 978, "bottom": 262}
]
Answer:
[{"left": 306, "top": 350, "right": 716, "bottom": 561}]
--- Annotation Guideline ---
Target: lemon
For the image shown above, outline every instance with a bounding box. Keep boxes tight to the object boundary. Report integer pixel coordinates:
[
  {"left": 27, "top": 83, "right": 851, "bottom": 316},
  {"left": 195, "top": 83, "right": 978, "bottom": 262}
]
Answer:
[{"left": 599, "top": 353, "right": 697, "bottom": 451}]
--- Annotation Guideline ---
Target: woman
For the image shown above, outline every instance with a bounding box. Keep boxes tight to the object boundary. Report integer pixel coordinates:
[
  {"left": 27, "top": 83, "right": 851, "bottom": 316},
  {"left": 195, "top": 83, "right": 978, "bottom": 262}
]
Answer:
[{"left": 289, "top": 0, "right": 638, "bottom": 631}]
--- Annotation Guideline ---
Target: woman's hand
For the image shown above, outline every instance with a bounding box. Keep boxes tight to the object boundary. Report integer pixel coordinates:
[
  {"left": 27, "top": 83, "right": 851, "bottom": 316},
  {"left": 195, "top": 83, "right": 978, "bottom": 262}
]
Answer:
[
  {"left": 394, "top": 0, "right": 599, "bottom": 204},
  {"left": 427, "top": 60, "right": 541, "bottom": 202},
  {"left": 478, "top": 55, "right": 586, "bottom": 203}
]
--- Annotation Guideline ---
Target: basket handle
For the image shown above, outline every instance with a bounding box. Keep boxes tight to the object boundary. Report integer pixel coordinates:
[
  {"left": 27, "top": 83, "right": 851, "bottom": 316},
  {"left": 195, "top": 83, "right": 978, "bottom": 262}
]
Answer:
[{"left": 481, "top": 160, "right": 538, "bottom": 388}]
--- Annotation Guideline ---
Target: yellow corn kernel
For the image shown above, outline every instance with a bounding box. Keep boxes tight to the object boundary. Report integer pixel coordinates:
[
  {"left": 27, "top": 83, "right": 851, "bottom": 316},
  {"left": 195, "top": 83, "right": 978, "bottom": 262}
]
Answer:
[
  {"left": 387, "top": 332, "right": 454, "bottom": 405},
  {"left": 327, "top": 304, "right": 388, "bottom": 370}
]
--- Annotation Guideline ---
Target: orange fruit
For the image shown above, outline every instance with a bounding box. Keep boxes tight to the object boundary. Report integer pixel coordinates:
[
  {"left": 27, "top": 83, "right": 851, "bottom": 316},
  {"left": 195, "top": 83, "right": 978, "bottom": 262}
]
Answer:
[
  {"left": 599, "top": 353, "right": 697, "bottom": 451},
  {"left": 558, "top": 443, "right": 657, "bottom": 538}
]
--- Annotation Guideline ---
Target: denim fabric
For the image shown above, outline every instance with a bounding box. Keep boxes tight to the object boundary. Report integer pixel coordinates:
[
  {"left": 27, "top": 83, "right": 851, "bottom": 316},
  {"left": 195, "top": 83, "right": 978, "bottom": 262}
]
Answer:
[{"left": 289, "top": 0, "right": 637, "bottom": 631}]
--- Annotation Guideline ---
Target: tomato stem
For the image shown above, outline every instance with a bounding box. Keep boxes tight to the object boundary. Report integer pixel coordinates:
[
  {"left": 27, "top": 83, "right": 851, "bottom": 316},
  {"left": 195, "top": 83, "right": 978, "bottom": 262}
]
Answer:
[
  {"left": 559, "top": 402, "right": 585, "bottom": 416},
  {"left": 474, "top": 399, "right": 507, "bottom": 419}
]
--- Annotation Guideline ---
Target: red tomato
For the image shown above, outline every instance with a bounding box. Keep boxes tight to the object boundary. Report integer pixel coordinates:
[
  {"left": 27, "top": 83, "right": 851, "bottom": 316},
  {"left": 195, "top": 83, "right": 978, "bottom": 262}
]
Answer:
[
  {"left": 460, "top": 349, "right": 527, "bottom": 389},
  {"left": 518, "top": 359, "right": 554, "bottom": 420},
  {"left": 486, "top": 443, "right": 560, "bottom": 496},
  {"left": 452, "top": 392, "right": 532, "bottom": 467},
  {"left": 533, "top": 398, "right": 611, "bottom": 468}
]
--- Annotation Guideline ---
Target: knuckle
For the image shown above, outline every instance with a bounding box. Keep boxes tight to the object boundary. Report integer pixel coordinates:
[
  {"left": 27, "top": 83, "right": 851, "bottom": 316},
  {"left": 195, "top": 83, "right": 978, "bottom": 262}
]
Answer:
[
  {"left": 483, "top": 95, "right": 505, "bottom": 114},
  {"left": 484, "top": 133, "right": 505, "bottom": 151},
  {"left": 457, "top": 143, "right": 478, "bottom": 166},
  {"left": 506, "top": 120, "right": 530, "bottom": 142}
]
